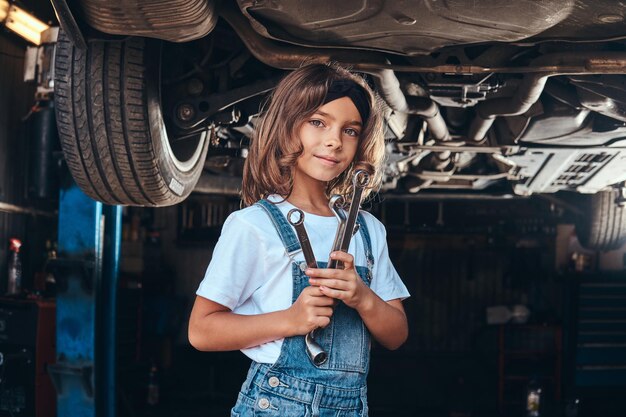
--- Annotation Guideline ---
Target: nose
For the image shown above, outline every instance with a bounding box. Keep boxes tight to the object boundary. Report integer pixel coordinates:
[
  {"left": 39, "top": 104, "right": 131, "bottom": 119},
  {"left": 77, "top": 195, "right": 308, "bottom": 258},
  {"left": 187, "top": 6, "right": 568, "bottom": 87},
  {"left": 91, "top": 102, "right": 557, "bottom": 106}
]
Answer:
[{"left": 324, "top": 128, "right": 342, "bottom": 149}]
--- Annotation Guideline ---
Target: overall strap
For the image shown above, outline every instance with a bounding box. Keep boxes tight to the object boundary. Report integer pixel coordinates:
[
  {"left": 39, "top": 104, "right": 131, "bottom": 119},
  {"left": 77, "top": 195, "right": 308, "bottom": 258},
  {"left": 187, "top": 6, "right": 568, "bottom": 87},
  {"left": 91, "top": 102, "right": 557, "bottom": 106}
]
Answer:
[
  {"left": 356, "top": 212, "right": 375, "bottom": 270},
  {"left": 255, "top": 199, "right": 301, "bottom": 256}
]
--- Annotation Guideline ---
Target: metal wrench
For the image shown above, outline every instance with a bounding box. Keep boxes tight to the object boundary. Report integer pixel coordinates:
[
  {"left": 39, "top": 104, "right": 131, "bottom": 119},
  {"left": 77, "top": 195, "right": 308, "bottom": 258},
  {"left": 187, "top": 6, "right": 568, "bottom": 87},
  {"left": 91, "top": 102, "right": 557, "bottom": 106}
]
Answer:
[
  {"left": 287, "top": 209, "right": 328, "bottom": 366},
  {"left": 328, "top": 195, "right": 346, "bottom": 260},
  {"left": 327, "top": 170, "right": 370, "bottom": 269},
  {"left": 287, "top": 209, "right": 317, "bottom": 269}
]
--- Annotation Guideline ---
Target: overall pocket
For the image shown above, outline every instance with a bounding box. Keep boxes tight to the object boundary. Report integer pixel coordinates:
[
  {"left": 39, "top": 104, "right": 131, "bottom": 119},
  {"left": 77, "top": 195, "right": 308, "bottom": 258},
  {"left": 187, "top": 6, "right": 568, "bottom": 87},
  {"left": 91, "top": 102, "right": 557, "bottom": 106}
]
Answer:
[{"left": 250, "top": 387, "right": 311, "bottom": 417}]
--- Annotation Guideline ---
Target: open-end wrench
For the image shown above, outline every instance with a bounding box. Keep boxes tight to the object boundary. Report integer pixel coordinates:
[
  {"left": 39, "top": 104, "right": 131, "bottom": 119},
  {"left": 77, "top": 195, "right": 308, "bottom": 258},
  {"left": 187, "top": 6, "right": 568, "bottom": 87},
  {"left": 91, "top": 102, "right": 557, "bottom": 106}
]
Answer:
[
  {"left": 327, "top": 170, "right": 370, "bottom": 269},
  {"left": 287, "top": 208, "right": 328, "bottom": 366}
]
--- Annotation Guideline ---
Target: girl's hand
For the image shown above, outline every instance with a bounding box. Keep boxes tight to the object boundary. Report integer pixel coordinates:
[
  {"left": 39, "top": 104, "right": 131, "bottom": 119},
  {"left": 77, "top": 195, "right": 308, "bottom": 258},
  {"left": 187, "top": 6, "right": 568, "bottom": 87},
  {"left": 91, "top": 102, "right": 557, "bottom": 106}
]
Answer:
[
  {"left": 306, "top": 251, "right": 373, "bottom": 311},
  {"left": 287, "top": 286, "right": 335, "bottom": 336}
]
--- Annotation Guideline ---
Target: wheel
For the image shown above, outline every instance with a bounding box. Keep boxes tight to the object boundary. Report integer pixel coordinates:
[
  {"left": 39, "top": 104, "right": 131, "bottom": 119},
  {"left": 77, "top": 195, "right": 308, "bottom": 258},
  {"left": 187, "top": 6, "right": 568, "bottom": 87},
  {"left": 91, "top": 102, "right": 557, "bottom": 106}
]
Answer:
[
  {"left": 54, "top": 30, "right": 209, "bottom": 206},
  {"left": 575, "top": 189, "right": 626, "bottom": 251}
]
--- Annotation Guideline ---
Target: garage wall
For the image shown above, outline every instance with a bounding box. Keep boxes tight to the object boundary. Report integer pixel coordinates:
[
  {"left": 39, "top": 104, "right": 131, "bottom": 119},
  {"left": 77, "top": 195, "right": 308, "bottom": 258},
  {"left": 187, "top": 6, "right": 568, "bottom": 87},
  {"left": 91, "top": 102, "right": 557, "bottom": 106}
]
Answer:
[
  {"left": 0, "top": 37, "right": 32, "bottom": 199},
  {"left": 152, "top": 205, "right": 213, "bottom": 343},
  {"left": 0, "top": 34, "right": 56, "bottom": 292},
  {"left": 391, "top": 237, "right": 560, "bottom": 352},
  {"left": 0, "top": 35, "right": 32, "bottom": 288},
  {"left": 370, "top": 230, "right": 562, "bottom": 413}
]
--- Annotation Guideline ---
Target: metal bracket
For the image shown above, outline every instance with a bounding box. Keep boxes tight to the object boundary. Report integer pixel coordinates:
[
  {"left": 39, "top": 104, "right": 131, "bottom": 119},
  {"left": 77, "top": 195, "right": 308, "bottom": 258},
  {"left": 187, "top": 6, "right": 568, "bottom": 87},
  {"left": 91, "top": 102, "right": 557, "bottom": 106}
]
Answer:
[
  {"left": 46, "top": 258, "right": 96, "bottom": 293},
  {"left": 171, "top": 77, "right": 280, "bottom": 129},
  {"left": 48, "top": 363, "right": 94, "bottom": 398}
]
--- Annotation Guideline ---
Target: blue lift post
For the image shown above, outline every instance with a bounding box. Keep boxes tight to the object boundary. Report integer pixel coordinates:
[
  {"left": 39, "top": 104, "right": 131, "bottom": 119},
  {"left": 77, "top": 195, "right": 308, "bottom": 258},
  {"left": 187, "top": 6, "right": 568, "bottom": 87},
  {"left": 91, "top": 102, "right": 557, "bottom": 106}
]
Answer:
[{"left": 48, "top": 175, "right": 122, "bottom": 417}]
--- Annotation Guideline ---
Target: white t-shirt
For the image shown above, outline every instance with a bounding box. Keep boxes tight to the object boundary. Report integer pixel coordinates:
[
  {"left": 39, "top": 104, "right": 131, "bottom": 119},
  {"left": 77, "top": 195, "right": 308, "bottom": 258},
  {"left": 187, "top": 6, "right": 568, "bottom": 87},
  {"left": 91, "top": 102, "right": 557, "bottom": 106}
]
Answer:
[{"left": 196, "top": 195, "right": 410, "bottom": 363}]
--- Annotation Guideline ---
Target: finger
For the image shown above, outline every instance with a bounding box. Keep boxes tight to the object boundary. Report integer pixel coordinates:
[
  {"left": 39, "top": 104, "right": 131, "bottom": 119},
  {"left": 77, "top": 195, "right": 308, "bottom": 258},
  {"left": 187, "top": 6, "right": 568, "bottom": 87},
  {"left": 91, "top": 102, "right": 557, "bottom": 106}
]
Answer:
[
  {"left": 314, "top": 307, "right": 334, "bottom": 317},
  {"left": 302, "top": 285, "right": 325, "bottom": 296},
  {"left": 317, "top": 316, "right": 331, "bottom": 328},
  {"left": 309, "top": 295, "right": 336, "bottom": 307},
  {"left": 303, "top": 267, "right": 320, "bottom": 275},
  {"left": 306, "top": 268, "right": 345, "bottom": 280},
  {"left": 330, "top": 251, "right": 355, "bottom": 269},
  {"left": 319, "top": 285, "right": 347, "bottom": 300},
  {"left": 309, "top": 278, "right": 349, "bottom": 291}
]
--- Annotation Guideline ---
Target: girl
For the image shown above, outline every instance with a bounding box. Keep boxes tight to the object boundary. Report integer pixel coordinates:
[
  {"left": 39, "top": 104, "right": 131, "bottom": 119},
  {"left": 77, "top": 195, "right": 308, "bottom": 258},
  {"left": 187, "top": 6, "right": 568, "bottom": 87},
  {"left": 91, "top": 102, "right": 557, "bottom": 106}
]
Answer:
[{"left": 188, "top": 63, "right": 410, "bottom": 417}]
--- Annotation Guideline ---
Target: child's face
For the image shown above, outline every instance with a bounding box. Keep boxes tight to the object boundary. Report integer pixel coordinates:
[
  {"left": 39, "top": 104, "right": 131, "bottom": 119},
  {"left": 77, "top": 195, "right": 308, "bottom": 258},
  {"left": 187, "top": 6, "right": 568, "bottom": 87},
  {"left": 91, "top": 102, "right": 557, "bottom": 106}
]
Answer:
[{"left": 294, "top": 96, "right": 362, "bottom": 186}]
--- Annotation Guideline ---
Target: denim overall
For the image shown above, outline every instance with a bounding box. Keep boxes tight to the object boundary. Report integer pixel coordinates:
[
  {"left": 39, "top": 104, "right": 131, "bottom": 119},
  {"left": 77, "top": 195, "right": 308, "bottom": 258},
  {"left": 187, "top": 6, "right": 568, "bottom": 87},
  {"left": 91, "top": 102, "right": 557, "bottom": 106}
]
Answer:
[{"left": 230, "top": 199, "right": 375, "bottom": 417}]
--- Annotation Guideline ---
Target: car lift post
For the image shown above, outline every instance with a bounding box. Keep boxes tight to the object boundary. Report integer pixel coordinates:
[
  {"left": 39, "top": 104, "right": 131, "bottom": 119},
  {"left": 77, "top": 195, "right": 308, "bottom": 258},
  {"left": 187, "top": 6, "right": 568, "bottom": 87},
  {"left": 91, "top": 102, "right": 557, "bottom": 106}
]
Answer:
[{"left": 48, "top": 174, "right": 122, "bottom": 417}]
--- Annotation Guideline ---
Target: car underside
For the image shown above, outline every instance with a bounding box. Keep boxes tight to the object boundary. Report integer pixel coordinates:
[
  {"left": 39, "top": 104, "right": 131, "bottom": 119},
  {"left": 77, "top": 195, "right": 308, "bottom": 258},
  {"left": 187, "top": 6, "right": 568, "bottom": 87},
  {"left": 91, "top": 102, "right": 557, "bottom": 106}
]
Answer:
[{"left": 50, "top": 0, "right": 626, "bottom": 249}]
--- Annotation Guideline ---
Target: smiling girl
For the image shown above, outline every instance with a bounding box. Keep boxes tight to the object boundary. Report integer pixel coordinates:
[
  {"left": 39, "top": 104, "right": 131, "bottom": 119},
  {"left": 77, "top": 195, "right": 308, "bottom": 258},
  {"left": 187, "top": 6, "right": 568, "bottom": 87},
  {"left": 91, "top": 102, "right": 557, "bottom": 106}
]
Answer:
[{"left": 188, "top": 63, "right": 410, "bottom": 417}]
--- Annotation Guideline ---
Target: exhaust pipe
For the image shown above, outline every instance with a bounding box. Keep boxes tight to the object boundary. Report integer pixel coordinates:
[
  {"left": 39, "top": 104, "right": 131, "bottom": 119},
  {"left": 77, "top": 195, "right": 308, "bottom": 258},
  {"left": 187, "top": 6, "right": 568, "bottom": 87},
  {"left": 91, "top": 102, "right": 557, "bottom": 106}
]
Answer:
[
  {"left": 466, "top": 51, "right": 626, "bottom": 143},
  {"left": 468, "top": 74, "right": 549, "bottom": 143}
]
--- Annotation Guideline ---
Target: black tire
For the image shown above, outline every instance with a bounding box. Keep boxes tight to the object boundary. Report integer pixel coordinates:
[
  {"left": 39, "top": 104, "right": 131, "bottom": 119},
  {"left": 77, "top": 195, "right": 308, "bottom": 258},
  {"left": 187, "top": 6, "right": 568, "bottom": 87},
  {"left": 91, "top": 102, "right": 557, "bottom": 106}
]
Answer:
[
  {"left": 54, "top": 30, "right": 209, "bottom": 206},
  {"left": 576, "top": 189, "right": 626, "bottom": 251}
]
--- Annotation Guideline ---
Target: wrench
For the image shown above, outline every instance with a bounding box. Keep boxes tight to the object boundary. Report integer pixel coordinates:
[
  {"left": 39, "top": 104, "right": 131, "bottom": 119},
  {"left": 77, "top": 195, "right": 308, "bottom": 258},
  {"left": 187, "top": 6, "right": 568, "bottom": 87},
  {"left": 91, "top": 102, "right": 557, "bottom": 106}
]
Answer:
[
  {"left": 287, "top": 208, "right": 328, "bottom": 366},
  {"left": 328, "top": 195, "right": 346, "bottom": 261},
  {"left": 327, "top": 170, "right": 370, "bottom": 269},
  {"left": 287, "top": 209, "right": 317, "bottom": 269}
]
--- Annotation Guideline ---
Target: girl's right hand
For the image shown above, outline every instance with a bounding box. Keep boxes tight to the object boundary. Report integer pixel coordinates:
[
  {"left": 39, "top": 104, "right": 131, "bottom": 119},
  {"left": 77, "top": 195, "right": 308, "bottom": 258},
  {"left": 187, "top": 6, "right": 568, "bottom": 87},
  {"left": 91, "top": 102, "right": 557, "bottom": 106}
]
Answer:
[{"left": 287, "top": 286, "right": 335, "bottom": 336}]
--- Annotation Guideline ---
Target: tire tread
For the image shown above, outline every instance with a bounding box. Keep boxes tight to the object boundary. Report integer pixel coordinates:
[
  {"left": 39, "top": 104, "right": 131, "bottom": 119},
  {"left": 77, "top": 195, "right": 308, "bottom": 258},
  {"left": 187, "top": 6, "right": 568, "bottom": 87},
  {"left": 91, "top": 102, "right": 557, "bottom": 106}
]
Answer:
[
  {"left": 577, "top": 190, "right": 626, "bottom": 251},
  {"left": 54, "top": 30, "right": 208, "bottom": 206}
]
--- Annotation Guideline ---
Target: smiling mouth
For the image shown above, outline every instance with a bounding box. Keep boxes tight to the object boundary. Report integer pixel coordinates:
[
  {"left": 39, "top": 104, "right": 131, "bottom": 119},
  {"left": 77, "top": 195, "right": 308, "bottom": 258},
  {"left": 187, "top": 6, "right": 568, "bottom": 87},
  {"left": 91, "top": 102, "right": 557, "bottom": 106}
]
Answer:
[{"left": 315, "top": 155, "right": 340, "bottom": 166}]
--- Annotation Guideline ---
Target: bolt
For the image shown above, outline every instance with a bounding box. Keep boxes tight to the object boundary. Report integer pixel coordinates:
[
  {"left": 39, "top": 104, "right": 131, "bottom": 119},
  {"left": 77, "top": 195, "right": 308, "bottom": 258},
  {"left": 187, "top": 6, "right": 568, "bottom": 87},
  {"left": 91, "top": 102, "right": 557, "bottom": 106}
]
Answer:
[
  {"left": 177, "top": 104, "right": 195, "bottom": 122},
  {"left": 187, "top": 78, "right": 204, "bottom": 95}
]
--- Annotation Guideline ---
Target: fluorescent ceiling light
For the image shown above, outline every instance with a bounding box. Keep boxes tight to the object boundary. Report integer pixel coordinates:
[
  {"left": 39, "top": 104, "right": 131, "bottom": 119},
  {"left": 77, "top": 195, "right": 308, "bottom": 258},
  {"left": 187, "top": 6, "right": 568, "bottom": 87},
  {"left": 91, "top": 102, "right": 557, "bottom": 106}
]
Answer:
[
  {"left": 1, "top": 1, "right": 50, "bottom": 45},
  {"left": 0, "top": 1, "right": 7, "bottom": 22}
]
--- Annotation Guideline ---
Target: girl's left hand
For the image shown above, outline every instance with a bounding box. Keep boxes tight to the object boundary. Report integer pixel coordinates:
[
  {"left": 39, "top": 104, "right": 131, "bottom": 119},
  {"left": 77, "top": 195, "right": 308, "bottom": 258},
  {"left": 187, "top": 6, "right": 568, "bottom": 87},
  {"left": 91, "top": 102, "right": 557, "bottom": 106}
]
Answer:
[{"left": 306, "top": 251, "right": 372, "bottom": 311}]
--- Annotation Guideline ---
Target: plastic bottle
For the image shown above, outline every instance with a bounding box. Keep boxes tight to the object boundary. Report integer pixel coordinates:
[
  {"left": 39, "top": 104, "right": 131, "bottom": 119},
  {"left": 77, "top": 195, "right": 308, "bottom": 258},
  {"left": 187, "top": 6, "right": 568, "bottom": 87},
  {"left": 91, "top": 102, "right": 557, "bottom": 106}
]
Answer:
[
  {"left": 146, "top": 363, "right": 159, "bottom": 406},
  {"left": 44, "top": 240, "right": 57, "bottom": 297},
  {"left": 526, "top": 377, "right": 542, "bottom": 417},
  {"left": 7, "top": 238, "right": 23, "bottom": 296}
]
